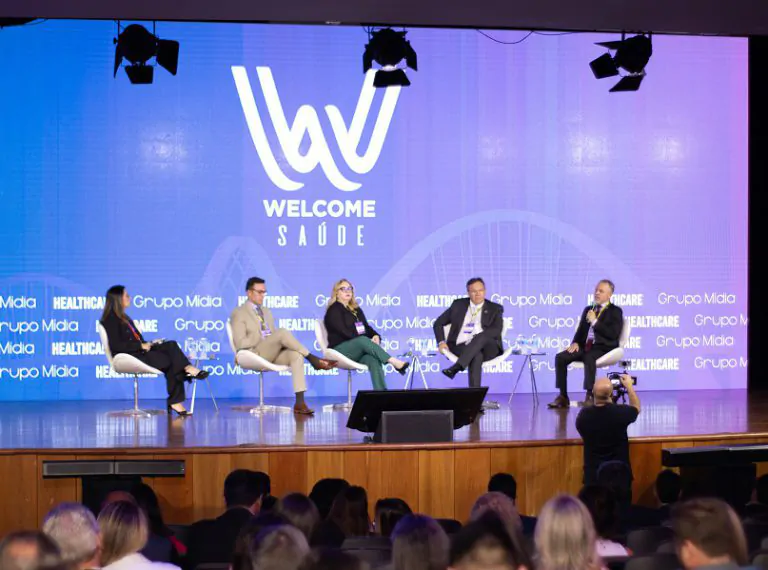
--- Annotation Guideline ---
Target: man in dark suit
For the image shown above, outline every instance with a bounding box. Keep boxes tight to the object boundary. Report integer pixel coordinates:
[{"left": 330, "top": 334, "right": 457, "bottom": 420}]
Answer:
[
  {"left": 185, "top": 469, "right": 269, "bottom": 568},
  {"left": 487, "top": 472, "right": 537, "bottom": 535},
  {"left": 548, "top": 279, "right": 624, "bottom": 408},
  {"left": 433, "top": 277, "right": 504, "bottom": 389}
]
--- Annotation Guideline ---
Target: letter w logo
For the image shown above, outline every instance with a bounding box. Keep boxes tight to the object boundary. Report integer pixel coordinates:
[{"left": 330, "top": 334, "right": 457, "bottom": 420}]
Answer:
[{"left": 232, "top": 66, "right": 401, "bottom": 191}]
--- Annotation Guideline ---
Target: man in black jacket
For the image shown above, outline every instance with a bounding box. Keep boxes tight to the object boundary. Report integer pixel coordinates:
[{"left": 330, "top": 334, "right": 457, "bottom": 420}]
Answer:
[
  {"left": 548, "top": 279, "right": 624, "bottom": 408},
  {"left": 185, "top": 469, "right": 269, "bottom": 568},
  {"left": 433, "top": 277, "right": 504, "bottom": 389}
]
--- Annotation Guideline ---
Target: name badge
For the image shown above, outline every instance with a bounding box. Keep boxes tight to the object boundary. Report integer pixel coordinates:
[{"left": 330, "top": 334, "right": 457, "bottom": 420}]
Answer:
[
  {"left": 354, "top": 321, "right": 366, "bottom": 335},
  {"left": 262, "top": 325, "right": 272, "bottom": 337},
  {"left": 462, "top": 322, "right": 475, "bottom": 335}
]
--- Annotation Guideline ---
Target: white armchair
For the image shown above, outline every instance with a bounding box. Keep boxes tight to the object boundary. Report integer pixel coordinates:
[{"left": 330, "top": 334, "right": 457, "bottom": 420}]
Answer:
[
  {"left": 226, "top": 321, "right": 292, "bottom": 414},
  {"left": 97, "top": 321, "right": 165, "bottom": 417},
  {"left": 570, "top": 317, "right": 631, "bottom": 371},
  {"left": 439, "top": 322, "right": 514, "bottom": 409},
  {"left": 315, "top": 319, "right": 368, "bottom": 411}
]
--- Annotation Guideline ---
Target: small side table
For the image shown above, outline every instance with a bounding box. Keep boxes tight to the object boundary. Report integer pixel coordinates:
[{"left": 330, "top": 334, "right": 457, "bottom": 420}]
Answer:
[
  {"left": 400, "top": 351, "right": 437, "bottom": 390},
  {"left": 508, "top": 351, "right": 544, "bottom": 406}
]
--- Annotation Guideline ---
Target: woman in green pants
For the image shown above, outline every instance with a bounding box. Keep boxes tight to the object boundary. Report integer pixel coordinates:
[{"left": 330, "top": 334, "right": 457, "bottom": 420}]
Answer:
[{"left": 324, "top": 279, "right": 409, "bottom": 390}]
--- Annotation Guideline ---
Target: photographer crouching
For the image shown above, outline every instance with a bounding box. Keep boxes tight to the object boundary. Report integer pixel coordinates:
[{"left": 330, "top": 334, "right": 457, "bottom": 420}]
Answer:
[{"left": 576, "top": 374, "right": 640, "bottom": 487}]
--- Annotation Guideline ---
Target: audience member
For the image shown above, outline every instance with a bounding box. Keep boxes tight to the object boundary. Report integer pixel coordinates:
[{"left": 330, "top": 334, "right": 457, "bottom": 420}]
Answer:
[
  {"left": 42, "top": 503, "right": 101, "bottom": 570},
  {"left": 488, "top": 473, "right": 537, "bottom": 535},
  {"left": 655, "top": 470, "right": 682, "bottom": 521},
  {"left": 130, "top": 483, "right": 184, "bottom": 562},
  {"left": 391, "top": 514, "right": 450, "bottom": 570},
  {"left": 746, "top": 474, "right": 768, "bottom": 521},
  {"left": 470, "top": 493, "right": 523, "bottom": 543},
  {"left": 299, "top": 548, "right": 370, "bottom": 570},
  {"left": 450, "top": 512, "right": 530, "bottom": 570},
  {"left": 97, "top": 500, "right": 179, "bottom": 570},
  {"left": 232, "top": 512, "right": 288, "bottom": 570},
  {"left": 232, "top": 525, "right": 309, "bottom": 570},
  {"left": 671, "top": 498, "right": 748, "bottom": 570},
  {"left": 0, "top": 531, "right": 64, "bottom": 570},
  {"left": 275, "top": 493, "right": 321, "bottom": 542},
  {"left": 577, "top": 486, "right": 629, "bottom": 557},
  {"left": 313, "top": 485, "right": 369, "bottom": 548},
  {"left": 374, "top": 498, "right": 413, "bottom": 538},
  {"left": 261, "top": 495, "right": 278, "bottom": 513},
  {"left": 534, "top": 495, "right": 601, "bottom": 570},
  {"left": 309, "top": 478, "right": 350, "bottom": 519},
  {"left": 185, "top": 469, "right": 268, "bottom": 568},
  {"left": 597, "top": 460, "right": 660, "bottom": 531}
]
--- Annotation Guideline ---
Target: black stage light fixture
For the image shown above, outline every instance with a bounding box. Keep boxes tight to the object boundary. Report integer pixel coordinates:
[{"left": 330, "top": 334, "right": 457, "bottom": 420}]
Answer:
[
  {"left": 363, "top": 27, "right": 417, "bottom": 87},
  {"left": 589, "top": 33, "right": 652, "bottom": 92},
  {"left": 113, "top": 22, "right": 179, "bottom": 84}
]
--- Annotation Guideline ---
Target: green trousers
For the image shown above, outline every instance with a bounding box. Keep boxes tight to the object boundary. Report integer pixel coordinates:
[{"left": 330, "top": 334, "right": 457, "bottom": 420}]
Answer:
[{"left": 333, "top": 336, "right": 391, "bottom": 390}]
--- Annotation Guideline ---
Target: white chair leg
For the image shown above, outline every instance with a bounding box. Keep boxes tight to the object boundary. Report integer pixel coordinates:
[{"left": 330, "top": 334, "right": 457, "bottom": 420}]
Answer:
[
  {"left": 107, "top": 375, "right": 163, "bottom": 417},
  {"left": 233, "top": 370, "right": 291, "bottom": 414},
  {"left": 324, "top": 370, "right": 355, "bottom": 411}
]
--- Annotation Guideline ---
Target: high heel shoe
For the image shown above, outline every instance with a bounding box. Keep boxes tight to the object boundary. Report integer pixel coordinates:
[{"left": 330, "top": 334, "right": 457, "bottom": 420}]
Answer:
[
  {"left": 167, "top": 405, "right": 192, "bottom": 417},
  {"left": 187, "top": 369, "right": 210, "bottom": 380},
  {"left": 396, "top": 361, "right": 410, "bottom": 376}
]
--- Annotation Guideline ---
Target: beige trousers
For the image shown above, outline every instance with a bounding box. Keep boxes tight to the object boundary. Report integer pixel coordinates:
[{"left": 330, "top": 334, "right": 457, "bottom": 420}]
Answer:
[{"left": 251, "top": 329, "right": 309, "bottom": 393}]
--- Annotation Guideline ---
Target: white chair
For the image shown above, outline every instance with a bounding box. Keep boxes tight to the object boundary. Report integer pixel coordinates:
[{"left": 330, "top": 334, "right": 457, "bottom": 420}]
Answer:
[
  {"left": 97, "top": 322, "right": 165, "bottom": 417},
  {"left": 570, "top": 316, "right": 631, "bottom": 371},
  {"left": 226, "top": 321, "right": 292, "bottom": 414},
  {"left": 440, "top": 323, "right": 515, "bottom": 410},
  {"left": 315, "top": 320, "right": 368, "bottom": 411}
]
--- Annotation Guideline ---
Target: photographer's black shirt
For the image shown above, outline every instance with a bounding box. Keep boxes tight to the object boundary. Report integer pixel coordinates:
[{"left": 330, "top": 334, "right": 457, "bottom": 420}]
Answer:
[{"left": 576, "top": 404, "right": 639, "bottom": 485}]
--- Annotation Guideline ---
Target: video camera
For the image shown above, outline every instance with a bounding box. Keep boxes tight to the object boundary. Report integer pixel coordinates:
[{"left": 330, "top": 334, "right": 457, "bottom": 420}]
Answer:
[{"left": 606, "top": 360, "right": 637, "bottom": 404}]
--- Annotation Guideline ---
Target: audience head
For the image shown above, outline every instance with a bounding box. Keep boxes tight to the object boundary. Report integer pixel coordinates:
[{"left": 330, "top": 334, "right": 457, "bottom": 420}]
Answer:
[
  {"left": 391, "top": 514, "right": 450, "bottom": 570},
  {"left": 300, "top": 548, "right": 370, "bottom": 570},
  {"left": 261, "top": 495, "right": 278, "bottom": 512},
  {"left": 466, "top": 278, "right": 486, "bottom": 305},
  {"left": 129, "top": 482, "right": 169, "bottom": 537},
  {"left": 42, "top": 503, "right": 100, "bottom": 569},
  {"left": 102, "top": 285, "right": 129, "bottom": 321},
  {"left": 96, "top": 500, "right": 148, "bottom": 566},
  {"left": 275, "top": 493, "right": 321, "bottom": 541},
  {"left": 309, "top": 478, "right": 350, "bottom": 520},
  {"left": 101, "top": 490, "right": 135, "bottom": 511},
  {"left": 534, "top": 494, "right": 600, "bottom": 570},
  {"left": 233, "top": 524, "right": 309, "bottom": 570},
  {"left": 596, "top": 460, "right": 632, "bottom": 505},
  {"left": 487, "top": 473, "right": 517, "bottom": 502},
  {"left": 470, "top": 492, "right": 523, "bottom": 541},
  {"left": 671, "top": 498, "right": 748, "bottom": 569},
  {"left": 756, "top": 474, "right": 768, "bottom": 505},
  {"left": 656, "top": 470, "right": 682, "bottom": 505},
  {"left": 374, "top": 498, "right": 413, "bottom": 537},
  {"left": 224, "top": 469, "right": 270, "bottom": 512},
  {"left": 450, "top": 512, "right": 529, "bottom": 570},
  {"left": 232, "top": 512, "right": 289, "bottom": 570},
  {"left": 0, "top": 531, "right": 63, "bottom": 570},
  {"left": 328, "top": 485, "right": 370, "bottom": 537},
  {"left": 577, "top": 485, "right": 619, "bottom": 540}
]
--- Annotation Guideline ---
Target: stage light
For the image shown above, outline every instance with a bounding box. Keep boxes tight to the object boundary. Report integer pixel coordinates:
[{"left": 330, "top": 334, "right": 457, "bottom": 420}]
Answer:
[
  {"left": 363, "top": 27, "right": 417, "bottom": 87},
  {"left": 589, "top": 33, "right": 652, "bottom": 92},
  {"left": 113, "top": 22, "right": 179, "bottom": 84}
]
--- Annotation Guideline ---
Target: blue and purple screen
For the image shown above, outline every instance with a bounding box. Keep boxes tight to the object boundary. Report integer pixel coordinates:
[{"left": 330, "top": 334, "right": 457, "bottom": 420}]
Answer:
[{"left": 0, "top": 21, "right": 748, "bottom": 400}]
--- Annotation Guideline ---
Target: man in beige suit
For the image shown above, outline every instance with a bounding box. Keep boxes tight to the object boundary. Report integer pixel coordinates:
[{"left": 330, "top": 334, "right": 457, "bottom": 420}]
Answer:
[{"left": 230, "top": 277, "right": 334, "bottom": 415}]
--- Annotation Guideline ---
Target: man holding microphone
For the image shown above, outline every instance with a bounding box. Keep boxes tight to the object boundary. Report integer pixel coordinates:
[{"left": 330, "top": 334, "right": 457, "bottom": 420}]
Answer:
[{"left": 548, "top": 279, "right": 624, "bottom": 408}]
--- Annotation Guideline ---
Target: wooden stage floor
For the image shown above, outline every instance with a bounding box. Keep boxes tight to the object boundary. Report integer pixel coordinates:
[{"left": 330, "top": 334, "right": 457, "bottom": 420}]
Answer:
[{"left": 0, "top": 389, "right": 766, "bottom": 535}]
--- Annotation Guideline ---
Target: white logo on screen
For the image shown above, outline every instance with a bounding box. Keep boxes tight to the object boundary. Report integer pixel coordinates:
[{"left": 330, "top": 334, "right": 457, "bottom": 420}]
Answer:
[{"left": 232, "top": 66, "right": 401, "bottom": 191}]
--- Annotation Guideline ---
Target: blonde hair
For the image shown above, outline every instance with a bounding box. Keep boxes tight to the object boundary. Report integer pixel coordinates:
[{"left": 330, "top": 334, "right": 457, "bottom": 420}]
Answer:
[
  {"left": 327, "top": 278, "right": 360, "bottom": 311},
  {"left": 97, "top": 500, "right": 148, "bottom": 566},
  {"left": 535, "top": 495, "right": 601, "bottom": 570}
]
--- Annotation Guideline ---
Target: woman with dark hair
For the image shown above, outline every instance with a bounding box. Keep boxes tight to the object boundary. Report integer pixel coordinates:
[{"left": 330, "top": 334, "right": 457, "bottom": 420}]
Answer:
[
  {"left": 577, "top": 486, "right": 629, "bottom": 557},
  {"left": 375, "top": 498, "right": 413, "bottom": 538},
  {"left": 100, "top": 285, "right": 207, "bottom": 416},
  {"left": 328, "top": 486, "right": 371, "bottom": 538},
  {"left": 130, "top": 483, "right": 187, "bottom": 560}
]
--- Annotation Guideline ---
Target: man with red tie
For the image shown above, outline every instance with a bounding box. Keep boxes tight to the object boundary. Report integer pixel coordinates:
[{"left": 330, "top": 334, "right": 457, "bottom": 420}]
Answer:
[{"left": 548, "top": 279, "right": 624, "bottom": 408}]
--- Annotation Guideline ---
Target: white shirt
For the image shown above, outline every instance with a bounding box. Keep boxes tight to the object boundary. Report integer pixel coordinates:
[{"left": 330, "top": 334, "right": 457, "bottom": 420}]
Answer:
[
  {"left": 456, "top": 301, "right": 484, "bottom": 345},
  {"left": 102, "top": 553, "right": 180, "bottom": 570},
  {"left": 596, "top": 539, "right": 629, "bottom": 557}
]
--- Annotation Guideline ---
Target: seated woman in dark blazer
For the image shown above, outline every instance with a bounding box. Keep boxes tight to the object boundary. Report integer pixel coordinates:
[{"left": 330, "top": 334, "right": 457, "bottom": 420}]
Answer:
[
  {"left": 100, "top": 285, "right": 208, "bottom": 416},
  {"left": 323, "top": 279, "right": 408, "bottom": 390}
]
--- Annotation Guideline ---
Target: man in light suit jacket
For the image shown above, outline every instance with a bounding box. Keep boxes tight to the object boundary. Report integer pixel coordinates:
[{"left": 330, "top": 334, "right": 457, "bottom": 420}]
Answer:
[
  {"left": 433, "top": 277, "right": 504, "bottom": 389},
  {"left": 230, "top": 277, "right": 334, "bottom": 415}
]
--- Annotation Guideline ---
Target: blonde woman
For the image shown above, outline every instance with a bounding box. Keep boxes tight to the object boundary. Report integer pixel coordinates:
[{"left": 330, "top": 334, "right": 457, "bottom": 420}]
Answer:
[
  {"left": 324, "top": 279, "right": 409, "bottom": 390},
  {"left": 98, "top": 501, "right": 179, "bottom": 570},
  {"left": 535, "top": 495, "right": 603, "bottom": 570}
]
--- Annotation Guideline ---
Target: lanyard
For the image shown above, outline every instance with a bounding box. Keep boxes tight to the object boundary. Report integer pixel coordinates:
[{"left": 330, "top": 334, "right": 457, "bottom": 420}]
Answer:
[
  {"left": 469, "top": 304, "right": 482, "bottom": 320},
  {"left": 126, "top": 320, "right": 141, "bottom": 341},
  {"left": 593, "top": 303, "right": 609, "bottom": 319},
  {"left": 345, "top": 305, "right": 359, "bottom": 319}
]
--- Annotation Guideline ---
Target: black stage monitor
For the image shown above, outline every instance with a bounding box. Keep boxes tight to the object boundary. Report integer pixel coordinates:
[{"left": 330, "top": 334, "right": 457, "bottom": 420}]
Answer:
[{"left": 347, "top": 388, "right": 487, "bottom": 435}]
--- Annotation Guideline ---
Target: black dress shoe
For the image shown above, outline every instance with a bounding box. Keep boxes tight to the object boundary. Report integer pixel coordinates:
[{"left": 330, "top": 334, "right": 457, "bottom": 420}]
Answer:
[
  {"left": 441, "top": 364, "right": 462, "bottom": 379},
  {"left": 191, "top": 369, "right": 210, "bottom": 380},
  {"left": 167, "top": 405, "right": 192, "bottom": 417},
  {"left": 396, "top": 362, "right": 410, "bottom": 376},
  {"left": 547, "top": 394, "right": 570, "bottom": 409}
]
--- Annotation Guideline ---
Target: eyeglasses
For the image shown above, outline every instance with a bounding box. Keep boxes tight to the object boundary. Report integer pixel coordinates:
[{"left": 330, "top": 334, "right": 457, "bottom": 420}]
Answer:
[
  {"left": 339, "top": 286, "right": 354, "bottom": 292},
  {"left": 250, "top": 289, "right": 267, "bottom": 294}
]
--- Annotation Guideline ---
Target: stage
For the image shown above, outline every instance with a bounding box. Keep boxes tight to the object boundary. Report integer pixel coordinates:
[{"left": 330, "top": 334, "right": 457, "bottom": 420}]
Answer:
[{"left": 0, "top": 389, "right": 765, "bottom": 537}]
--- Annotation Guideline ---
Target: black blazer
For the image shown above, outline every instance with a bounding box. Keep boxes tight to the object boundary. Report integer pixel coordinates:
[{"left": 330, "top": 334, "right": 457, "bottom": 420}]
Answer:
[
  {"left": 185, "top": 508, "right": 254, "bottom": 568},
  {"left": 324, "top": 302, "right": 380, "bottom": 349},
  {"left": 101, "top": 312, "right": 146, "bottom": 355},
  {"left": 433, "top": 298, "right": 504, "bottom": 351},
  {"left": 572, "top": 303, "right": 624, "bottom": 351}
]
